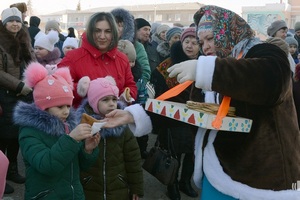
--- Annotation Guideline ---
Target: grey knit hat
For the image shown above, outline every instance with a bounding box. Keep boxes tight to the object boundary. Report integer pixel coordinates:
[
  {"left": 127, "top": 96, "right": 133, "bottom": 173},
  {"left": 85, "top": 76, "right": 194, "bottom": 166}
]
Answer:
[
  {"left": 285, "top": 36, "right": 298, "bottom": 47},
  {"left": 267, "top": 20, "right": 287, "bottom": 37},
  {"left": 117, "top": 40, "right": 136, "bottom": 61},
  {"left": 156, "top": 24, "right": 170, "bottom": 35},
  {"left": 1, "top": 7, "right": 22, "bottom": 25},
  {"left": 166, "top": 27, "right": 182, "bottom": 42}
]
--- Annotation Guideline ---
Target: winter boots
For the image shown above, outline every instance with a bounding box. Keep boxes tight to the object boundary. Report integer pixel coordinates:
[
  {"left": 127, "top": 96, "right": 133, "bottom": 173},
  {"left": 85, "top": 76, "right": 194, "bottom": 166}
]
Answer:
[
  {"left": 4, "top": 162, "right": 25, "bottom": 194},
  {"left": 4, "top": 183, "right": 14, "bottom": 194},
  {"left": 178, "top": 153, "right": 198, "bottom": 198},
  {"left": 167, "top": 181, "right": 181, "bottom": 200},
  {"left": 6, "top": 161, "right": 25, "bottom": 184}
]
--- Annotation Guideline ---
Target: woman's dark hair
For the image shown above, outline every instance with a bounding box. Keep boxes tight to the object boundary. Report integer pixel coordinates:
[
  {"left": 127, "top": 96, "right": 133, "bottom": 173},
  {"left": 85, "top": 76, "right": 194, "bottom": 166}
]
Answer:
[
  {"left": 86, "top": 12, "right": 119, "bottom": 51},
  {"left": 67, "top": 27, "right": 76, "bottom": 38}
]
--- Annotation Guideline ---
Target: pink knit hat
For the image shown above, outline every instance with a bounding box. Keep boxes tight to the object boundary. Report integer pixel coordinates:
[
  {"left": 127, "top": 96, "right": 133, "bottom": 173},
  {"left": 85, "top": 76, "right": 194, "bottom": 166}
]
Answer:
[
  {"left": 77, "top": 76, "right": 119, "bottom": 114},
  {"left": 24, "top": 62, "right": 74, "bottom": 110}
]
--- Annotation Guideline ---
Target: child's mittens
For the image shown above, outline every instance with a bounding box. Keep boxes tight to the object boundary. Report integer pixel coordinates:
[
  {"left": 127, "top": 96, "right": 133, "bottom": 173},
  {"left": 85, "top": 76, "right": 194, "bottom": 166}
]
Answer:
[
  {"left": 120, "top": 87, "right": 135, "bottom": 104},
  {"left": 77, "top": 76, "right": 91, "bottom": 97}
]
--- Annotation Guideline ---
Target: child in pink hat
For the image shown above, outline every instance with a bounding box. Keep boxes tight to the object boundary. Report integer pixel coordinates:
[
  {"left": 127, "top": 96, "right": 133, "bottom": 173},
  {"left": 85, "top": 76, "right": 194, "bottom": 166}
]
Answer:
[
  {"left": 13, "top": 62, "right": 100, "bottom": 199},
  {"left": 76, "top": 75, "right": 150, "bottom": 199}
]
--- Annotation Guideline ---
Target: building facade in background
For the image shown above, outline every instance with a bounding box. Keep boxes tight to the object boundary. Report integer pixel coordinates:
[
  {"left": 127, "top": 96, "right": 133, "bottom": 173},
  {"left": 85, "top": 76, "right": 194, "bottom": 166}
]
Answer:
[
  {"left": 38, "top": 1, "right": 300, "bottom": 39},
  {"left": 242, "top": 0, "right": 300, "bottom": 39},
  {"left": 39, "top": 2, "right": 202, "bottom": 36}
]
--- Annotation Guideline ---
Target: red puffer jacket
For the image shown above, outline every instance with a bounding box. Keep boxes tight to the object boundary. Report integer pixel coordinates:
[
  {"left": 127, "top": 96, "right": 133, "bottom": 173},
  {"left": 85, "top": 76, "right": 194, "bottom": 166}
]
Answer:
[{"left": 58, "top": 33, "right": 137, "bottom": 107}]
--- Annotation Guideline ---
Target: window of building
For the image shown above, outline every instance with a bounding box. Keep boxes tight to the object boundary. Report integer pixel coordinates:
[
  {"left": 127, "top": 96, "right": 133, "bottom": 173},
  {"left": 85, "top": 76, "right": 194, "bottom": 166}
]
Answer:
[
  {"left": 156, "top": 14, "right": 162, "bottom": 21},
  {"left": 147, "top": 15, "right": 152, "bottom": 21},
  {"left": 175, "top": 14, "right": 181, "bottom": 21},
  {"left": 167, "top": 14, "right": 172, "bottom": 21},
  {"left": 291, "top": 15, "right": 296, "bottom": 29},
  {"left": 188, "top": 14, "right": 193, "bottom": 22}
]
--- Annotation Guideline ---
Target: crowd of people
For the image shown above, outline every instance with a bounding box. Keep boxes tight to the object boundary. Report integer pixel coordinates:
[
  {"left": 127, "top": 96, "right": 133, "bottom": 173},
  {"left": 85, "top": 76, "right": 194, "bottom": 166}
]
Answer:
[{"left": 1, "top": 1, "right": 300, "bottom": 200}]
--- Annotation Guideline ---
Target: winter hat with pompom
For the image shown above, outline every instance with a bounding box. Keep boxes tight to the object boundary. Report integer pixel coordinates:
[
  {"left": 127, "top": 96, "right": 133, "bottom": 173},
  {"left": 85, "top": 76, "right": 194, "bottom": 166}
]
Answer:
[
  {"left": 24, "top": 62, "right": 74, "bottom": 110},
  {"left": 77, "top": 76, "right": 119, "bottom": 114},
  {"left": 34, "top": 30, "right": 59, "bottom": 51},
  {"left": 63, "top": 37, "right": 79, "bottom": 49}
]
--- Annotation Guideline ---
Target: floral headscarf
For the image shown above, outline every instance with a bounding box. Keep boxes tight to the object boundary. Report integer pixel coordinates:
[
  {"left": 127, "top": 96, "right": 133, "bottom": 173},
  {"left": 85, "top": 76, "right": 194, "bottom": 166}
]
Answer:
[{"left": 194, "top": 5, "right": 255, "bottom": 58}]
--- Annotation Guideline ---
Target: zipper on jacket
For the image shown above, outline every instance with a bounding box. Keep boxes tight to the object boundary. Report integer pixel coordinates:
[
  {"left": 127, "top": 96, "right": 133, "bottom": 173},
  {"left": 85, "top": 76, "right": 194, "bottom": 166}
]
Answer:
[
  {"left": 103, "top": 139, "right": 107, "bottom": 200},
  {"left": 30, "top": 189, "right": 53, "bottom": 200},
  {"left": 70, "top": 162, "right": 75, "bottom": 200}
]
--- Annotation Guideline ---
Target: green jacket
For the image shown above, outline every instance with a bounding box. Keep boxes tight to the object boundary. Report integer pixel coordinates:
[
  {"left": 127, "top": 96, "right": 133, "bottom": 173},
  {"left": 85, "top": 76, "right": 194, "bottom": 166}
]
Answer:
[
  {"left": 14, "top": 102, "right": 99, "bottom": 200},
  {"left": 77, "top": 102, "right": 143, "bottom": 200},
  {"left": 81, "top": 128, "right": 143, "bottom": 200},
  {"left": 135, "top": 41, "right": 151, "bottom": 82}
]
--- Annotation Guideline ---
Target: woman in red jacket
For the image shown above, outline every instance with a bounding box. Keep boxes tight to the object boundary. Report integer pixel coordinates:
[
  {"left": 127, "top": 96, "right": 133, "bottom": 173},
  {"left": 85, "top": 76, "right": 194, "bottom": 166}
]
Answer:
[{"left": 58, "top": 12, "right": 137, "bottom": 108}]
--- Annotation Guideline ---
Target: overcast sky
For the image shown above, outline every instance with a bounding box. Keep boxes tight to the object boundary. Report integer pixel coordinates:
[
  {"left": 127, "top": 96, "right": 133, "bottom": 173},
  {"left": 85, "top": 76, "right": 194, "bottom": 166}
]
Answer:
[{"left": 1, "top": 0, "right": 285, "bottom": 16}]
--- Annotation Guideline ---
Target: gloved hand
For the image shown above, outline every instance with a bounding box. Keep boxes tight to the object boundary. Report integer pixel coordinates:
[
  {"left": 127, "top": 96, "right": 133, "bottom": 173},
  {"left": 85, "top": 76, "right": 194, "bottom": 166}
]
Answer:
[
  {"left": 167, "top": 60, "right": 198, "bottom": 83},
  {"left": 20, "top": 84, "right": 32, "bottom": 96},
  {"left": 77, "top": 76, "right": 90, "bottom": 97}
]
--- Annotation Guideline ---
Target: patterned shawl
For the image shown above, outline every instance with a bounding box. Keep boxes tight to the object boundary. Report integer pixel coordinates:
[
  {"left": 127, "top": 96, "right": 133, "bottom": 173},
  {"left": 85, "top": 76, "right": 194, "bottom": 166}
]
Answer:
[{"left": 194, "top": 5, "right": 255, "bottom": 58}]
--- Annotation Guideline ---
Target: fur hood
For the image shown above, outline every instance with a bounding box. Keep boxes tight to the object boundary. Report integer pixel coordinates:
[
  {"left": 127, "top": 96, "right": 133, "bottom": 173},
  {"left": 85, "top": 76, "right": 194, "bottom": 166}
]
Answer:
[
  {"left": 111, "top": 8, "right": 135, "bottom": 43},
  {"left": 170, "top": 41, "right": 190, "bottom": 64},
  {"left": 151, "top": 34, "right": 165, "bottom": 46},
  {"left": 0, "top": 21, "right": 34, "bottom": 65},
  {"left": 13, "top": 101, "right": 77, "bottom": 137},
  {"left": 157, "top": 41, "right": 170, "bottom": 58},
  {"left": 36, "top": 47, "right": 61, "bottom": 66},
  {"left": 76, "top": 98, "right": 126, "bottom": 139},
  {"left": 29, "top": 16, "right": 41, "bottom": 27}
]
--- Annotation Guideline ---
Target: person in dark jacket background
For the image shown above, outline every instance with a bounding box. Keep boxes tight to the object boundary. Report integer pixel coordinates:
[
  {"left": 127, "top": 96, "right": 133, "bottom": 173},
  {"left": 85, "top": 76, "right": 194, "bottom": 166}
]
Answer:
[
  {"left": 67, "top": 27, "right": 76, "bottom": 38},
  {"left": 28, "top": 16, "right": 41, "bottom": 47},
  {"left": 0, "top": 7, "right": 35, "bottom": 194},
  {"left": 150, "top": 28, "right": 201, "bottom": 200}
]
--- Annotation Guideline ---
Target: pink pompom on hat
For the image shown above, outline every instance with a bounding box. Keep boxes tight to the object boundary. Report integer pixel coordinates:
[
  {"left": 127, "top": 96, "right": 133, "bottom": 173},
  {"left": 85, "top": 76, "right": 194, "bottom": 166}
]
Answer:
[
  {"left": 77, "top": 76, "right": 119, "bottom": 114},
  {"left": 24, "top": 62, "right": 74, "bottom": 110}
]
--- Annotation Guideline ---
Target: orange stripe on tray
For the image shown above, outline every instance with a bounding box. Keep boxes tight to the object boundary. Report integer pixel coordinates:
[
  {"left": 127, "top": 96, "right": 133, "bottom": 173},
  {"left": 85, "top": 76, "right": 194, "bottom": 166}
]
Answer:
[
  {"left": 156, "top": 80, "right": 193, "bottom": 100},
  {"left": 211, "top": 96, "right": 231, "bottom": 129},
  {"left": 156, "top": 51, "right": 243, "bottom": 129}
]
